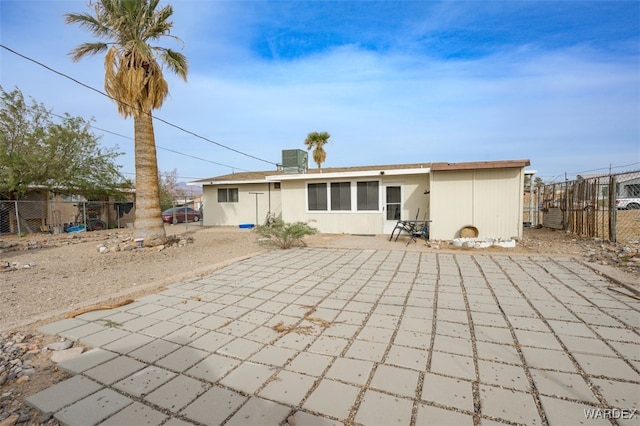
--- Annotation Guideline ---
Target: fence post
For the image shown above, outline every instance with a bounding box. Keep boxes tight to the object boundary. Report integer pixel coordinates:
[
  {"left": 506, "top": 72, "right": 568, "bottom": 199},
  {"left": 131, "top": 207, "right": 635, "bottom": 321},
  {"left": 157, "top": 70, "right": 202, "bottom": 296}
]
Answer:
[
  {"left": 609, "top": 175, "right": 617, "bottom": 243},
  {"left": 14, "top": 200, "right": 21, "bottom": 238}
]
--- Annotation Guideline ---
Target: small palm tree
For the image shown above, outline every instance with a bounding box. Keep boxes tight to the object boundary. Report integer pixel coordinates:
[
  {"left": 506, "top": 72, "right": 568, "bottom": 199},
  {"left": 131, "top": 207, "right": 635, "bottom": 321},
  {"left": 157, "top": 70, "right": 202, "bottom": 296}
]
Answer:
[
  {"left": 66, "top": 0, "right": 188, "bottom": 245},
  {"left": 304, "top": 131, "right": 330, "bottom": 169}
]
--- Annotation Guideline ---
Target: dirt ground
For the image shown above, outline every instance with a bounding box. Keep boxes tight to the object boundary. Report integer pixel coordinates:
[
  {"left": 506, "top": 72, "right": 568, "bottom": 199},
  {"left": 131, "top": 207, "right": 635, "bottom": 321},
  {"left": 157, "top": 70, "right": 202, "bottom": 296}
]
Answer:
[{"left": 0, "top": 225, "right": 638, "bottom": 425}]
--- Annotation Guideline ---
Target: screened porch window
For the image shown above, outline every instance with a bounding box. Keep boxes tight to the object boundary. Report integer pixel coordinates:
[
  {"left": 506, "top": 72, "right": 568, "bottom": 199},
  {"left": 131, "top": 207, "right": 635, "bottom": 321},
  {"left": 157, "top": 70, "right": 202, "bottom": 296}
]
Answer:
[
  {"left": 357, "top": 181, "right": 379, "bottom": 210},
  {"left": 308, "top": 183, "right": 327, "bottom": 211},
  {"left": 331, "top": 182, "right": 351, "bottom": 211}
]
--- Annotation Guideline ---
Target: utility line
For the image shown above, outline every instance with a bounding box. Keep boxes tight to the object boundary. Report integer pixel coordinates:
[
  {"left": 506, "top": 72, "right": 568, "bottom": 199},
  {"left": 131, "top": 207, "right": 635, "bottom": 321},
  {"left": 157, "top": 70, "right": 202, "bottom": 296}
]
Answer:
[
  {"left": 49, "top": 112, "right": 251, "bottom": 173},
  {"left": 1, "top": 44, "right": 277, "bottom": 166}
]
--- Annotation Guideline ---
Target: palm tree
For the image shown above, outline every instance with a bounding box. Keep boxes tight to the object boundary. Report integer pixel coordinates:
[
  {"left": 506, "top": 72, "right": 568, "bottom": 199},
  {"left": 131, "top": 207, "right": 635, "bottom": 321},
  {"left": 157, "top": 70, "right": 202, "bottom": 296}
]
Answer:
[
  {"left": 304, "top": 131, "right": 330, "bottom": 169},
  {"left": 65, "top": 0, "right": 188, "bottom": 245}
]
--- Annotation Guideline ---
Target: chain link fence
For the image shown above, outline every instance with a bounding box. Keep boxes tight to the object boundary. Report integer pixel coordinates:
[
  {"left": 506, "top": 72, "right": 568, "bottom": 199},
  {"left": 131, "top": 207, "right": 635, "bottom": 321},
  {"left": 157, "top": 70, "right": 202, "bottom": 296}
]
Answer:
[
  {"left": 0, "top": 200, "right": 136, "bottom": 235},
  {"left": 538, "top": 170, "right": 640, "bottom": 243}
]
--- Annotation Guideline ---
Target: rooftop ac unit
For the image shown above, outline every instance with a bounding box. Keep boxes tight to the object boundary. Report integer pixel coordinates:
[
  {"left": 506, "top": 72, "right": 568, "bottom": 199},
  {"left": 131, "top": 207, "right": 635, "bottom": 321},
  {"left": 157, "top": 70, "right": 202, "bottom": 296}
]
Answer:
[{"left": 281, "top": 149, "right": 308, "bottom": 173}]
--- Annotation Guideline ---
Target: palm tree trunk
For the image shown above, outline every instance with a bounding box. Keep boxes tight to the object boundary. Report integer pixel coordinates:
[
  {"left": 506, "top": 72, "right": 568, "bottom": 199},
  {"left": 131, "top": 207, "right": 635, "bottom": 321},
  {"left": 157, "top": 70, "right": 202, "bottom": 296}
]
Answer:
[{"left": 133, "top": 114, "right": 166, "bottom": 245}]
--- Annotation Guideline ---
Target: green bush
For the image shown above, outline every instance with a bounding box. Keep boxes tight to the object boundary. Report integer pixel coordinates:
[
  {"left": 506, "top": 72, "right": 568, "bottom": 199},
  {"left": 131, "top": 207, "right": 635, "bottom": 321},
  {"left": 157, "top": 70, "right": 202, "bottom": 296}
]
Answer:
[{"left": 254, "top": 218, "right": 317, "bottom": 249}]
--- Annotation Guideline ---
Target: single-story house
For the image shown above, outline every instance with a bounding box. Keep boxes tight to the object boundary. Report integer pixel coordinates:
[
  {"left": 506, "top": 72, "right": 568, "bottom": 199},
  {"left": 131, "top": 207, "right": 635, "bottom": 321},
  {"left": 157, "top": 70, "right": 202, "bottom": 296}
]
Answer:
[{"left": 191, "top": 153, "right": 531, "bottom": 240}]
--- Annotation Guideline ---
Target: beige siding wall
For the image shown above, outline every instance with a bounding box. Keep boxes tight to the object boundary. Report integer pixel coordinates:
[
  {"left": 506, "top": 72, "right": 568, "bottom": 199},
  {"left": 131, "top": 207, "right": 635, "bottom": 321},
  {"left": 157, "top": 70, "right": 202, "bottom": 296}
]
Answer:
[
  {"left": 430, "top": 168, "right": 524, "bottom": 240},
  {"left": 202, "top": 183, "right": 281, "bottom": 226}
]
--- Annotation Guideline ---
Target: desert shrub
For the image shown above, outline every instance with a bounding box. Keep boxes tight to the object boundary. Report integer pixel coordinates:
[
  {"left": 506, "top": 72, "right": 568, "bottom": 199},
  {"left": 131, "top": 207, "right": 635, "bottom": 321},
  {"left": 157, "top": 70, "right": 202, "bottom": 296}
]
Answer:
[{"left": 254, "top": 219, "right": 317, "bottom": 249}]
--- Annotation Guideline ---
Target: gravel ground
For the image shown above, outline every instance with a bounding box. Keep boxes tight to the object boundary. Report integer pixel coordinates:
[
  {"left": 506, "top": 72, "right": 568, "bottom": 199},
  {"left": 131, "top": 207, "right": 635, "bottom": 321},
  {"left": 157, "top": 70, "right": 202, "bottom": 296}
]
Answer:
[{"left": 0, "top": 225, "right": 638, "bottom": 425}]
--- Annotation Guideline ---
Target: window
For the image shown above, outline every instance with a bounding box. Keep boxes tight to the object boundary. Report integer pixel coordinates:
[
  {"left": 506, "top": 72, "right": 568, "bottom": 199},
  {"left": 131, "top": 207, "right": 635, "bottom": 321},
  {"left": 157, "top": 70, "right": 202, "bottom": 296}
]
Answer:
[
  {"left": 626, "top": 184, "right": 640, "bottom": 197},
  {"left": 218, "top": 188, "right": 238, "bottom": 203},
  {"left": 308, "top": 183, "right": 327, "bottom": 210},
  {"left": 331, "top": 182, "right": 351, "bottom": 211},
  {"left": 357, "top": 181, "right": 379, "bottom": 210}
]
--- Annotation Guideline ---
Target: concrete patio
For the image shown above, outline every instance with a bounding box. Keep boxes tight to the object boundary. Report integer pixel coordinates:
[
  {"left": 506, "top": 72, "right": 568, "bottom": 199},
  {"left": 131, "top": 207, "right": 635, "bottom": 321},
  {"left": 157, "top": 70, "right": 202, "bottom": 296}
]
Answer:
[{"left": 27, "top": 247, "right": 639, "bottom": 425}]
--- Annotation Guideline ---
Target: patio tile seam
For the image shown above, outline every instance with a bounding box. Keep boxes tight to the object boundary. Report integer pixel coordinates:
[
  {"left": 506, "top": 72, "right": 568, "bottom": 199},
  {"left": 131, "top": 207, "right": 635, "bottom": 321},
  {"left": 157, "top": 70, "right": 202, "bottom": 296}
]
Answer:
[{"left": 475, "top": 255, "right": 549, "bottom": 425}]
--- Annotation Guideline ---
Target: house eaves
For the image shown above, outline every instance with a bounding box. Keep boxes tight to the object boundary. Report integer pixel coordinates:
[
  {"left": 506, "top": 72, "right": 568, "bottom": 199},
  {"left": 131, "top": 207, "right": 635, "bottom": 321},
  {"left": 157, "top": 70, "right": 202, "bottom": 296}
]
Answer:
[
  {"left": 268, "top": 166, "right": 431, "bottom": 181},
  {"left": 431, "top": 159, "right": 530, "bottom": 171}
]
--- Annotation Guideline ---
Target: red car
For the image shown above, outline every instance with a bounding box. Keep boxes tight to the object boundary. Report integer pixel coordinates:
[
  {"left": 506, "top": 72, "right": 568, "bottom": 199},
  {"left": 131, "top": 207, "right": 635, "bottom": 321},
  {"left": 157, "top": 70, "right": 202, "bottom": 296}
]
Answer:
[{"left": 161, "top": 207, "right": 201, "bottom": 224}]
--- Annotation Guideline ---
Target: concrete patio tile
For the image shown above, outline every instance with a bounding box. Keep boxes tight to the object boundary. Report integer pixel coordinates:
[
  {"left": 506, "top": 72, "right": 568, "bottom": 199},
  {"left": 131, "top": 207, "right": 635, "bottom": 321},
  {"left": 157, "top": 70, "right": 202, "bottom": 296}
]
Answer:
[
  {"left": 415, "top": 404, "right": 474, "bottom": 425},
  {"left": 26, "top": 376, "right": 102, "bottom": 414},
  {"left": 608, "top": 341, "right": 640, "bottom": 361},
  {"left": 355, "top": 325, "right": 394, "bottom": 343},
  {"left": 437, "top": 320, "right": 472, "bottom": 339},
  {"left": 186, "top": 353, "right": 241, "bottom": 382},
  {"left": 259, "top": 370, "right": 317, "bottom": 405},
  {"left": 539, "top": 395, "right": 611, "bottom": 426},
  {"left": 479, "top": 384, "right": 542, "bottom": 425},
  {"left": 272, "top": 328, "right": 315, "bottom": 349},
  {"left": 102, "top": 332, "right": 155, "bottom": 355},
  {"left": 84, "top": 355, "right": 147, "bottom": 385},
  {"left": 513, "top": 329, "right": 563, "bottom": 350},
  {"left": 477, "top": 360, "right": 529, "bottom": 391},
  {"left": 287, "top": 352, "right": 333, "bottom": 376},
  {"left": 421, "top": 373, "right": 474, "bottom": 412},
  {"left": 432, "top": 334, "right": 474, "bottom": 357},
  {"left": 57, "top": 348, "right": 118, "bottom": 374},
  {"left": 217, "top": 337, "right": 264, "bottom": 359},
  {"left": 592, "top": 325, "right": 640, "bottom": 343},
  {"left": 393, "top": 329, "right": 431, "bottom": 350},
  {"left": 573, "top": 353, "right": 640, "bottom": 381},
  {"left": 225, "top": 396, "right": 291, "bottom": 426},
  {"left": 146, "top": 307, "right": 183, "bottom": 321},
  {"left": 436, "top": 308, "right": 468, "bottom": 324},
  {"left": 189, "top": 330, "right": 235, "bottom": 352},
  {"left": 169, "top": 311, "right": 208, "bottom": 326},
  {"left": 155, "top": 346, "right": 209, "bottom": 373},
  {"left": 474, "top": 325, "right": 515, "bottom": 345},
  {"left": 430, "top": 351, "right": 476, "bottom": 381},
  {"left": 365, "top": 313, "right": 400, "bottom": 329},
  {"left": 144, "top": 375, "right": 209, "bottom": 413},
  {"left": 546, "top": 320, "right": 598, "bottom": 338},
  {"left": 139, "top": 320, "right": 183, "bottom": 338},
  {"left": 180, "top": 386, "right": 246, "bottom": 425},
  {"left": 386, "top": 345, "right": 429, "bottom": 370},
  {"left": 520, "top": 346, "right": 577, "bottom": 372},
  {"left": 558, "top": 334, "right": 619, "bottom": 358},
  {"left": 54, "top": 388, "right": 132, "bottom": 426},
  {"left": 79, "top": 326, "right": 131, "bottom": 348},
  {"left": 529, "top": 369, "right": 598, "bottom": 402},
  {"left": 219, "top": 362, "right": 275, "bottom": 394},
  {"left": 509, "top": 316, "right": 548, "bottom": 332},
  {"left": 470, "top": 311, "right": 509, "bottom": 328},
  {"left": 249, "top": 345, "right": 297, "bottom": 367},
  {"left": 113, "top": 365, "right": 177, "bottom": 398},
  {"left": 326, "top": 358, "right": 374, "bottom": 386},
  {"left": 399, "top": 316, "right": 432, "bottom": 333},
  {"left": 190, "top": 314, "right": 229, "bottom": 330},
  {"left": 354, "top": 389, "right": 413, "bottom": 425},
  {"left": 291, "top": 411, "right": 343, "bottom": 425},
  {"left": 303, "top": 379, "right": 360, "bottom": 419},
  {"left": 308, "top": 336, "right": 350, "bottom": 356},
  {"left": 98, "top": 401, "right": 168, "bottom": 426},
  {"left": 38, "top": 318, "right": 88, "bottom": 336},
  {"left": 163, "top": 325, "right": 209, "bottom": 345},
  {"left": 128, "top": 339, "right": 181, "bottom": 364},
  {"left": 591, "top": 378, "right": 640, "bottom": 407},
  {"left": 334, "top": 310, "right": 368, "bottom": 325},
  {"left": 475, "top": 341, "right": 521, "bottom": 365},
  {"left": 118, "top": 316, "right": 161, "bottom": 333},
  {"left": 58, "top": 322, "right": 108, "bottom": 341},
  {"left": 370, "top": 364, "right": 419, "bottom": 398},
  {"left": 344, "top": 339, "right": 387, "bottom": 362}
]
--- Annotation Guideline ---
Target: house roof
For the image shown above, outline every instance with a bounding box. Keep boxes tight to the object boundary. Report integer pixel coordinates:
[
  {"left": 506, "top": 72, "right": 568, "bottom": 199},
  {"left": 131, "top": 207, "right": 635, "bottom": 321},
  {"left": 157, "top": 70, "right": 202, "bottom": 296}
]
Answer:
[
  {"left": 431, "top": 159, "right": 531, "bottom": 171},
  {"left": 190, "top": 159, "right": 530, "bottom": 185}
]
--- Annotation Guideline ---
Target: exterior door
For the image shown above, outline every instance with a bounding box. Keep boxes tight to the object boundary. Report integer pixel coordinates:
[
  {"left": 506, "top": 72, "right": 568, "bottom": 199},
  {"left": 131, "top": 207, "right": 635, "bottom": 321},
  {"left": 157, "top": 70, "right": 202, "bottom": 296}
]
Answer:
[{"left": 383, "top": 184, "right": 402, "bottom": 234}]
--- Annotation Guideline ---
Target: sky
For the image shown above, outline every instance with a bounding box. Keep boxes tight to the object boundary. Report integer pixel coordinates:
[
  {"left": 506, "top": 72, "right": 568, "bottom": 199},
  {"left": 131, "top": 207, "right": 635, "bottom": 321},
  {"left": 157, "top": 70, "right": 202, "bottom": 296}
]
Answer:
[{"left": 1, "top": 0, "right": 639, "bottom": 185}]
